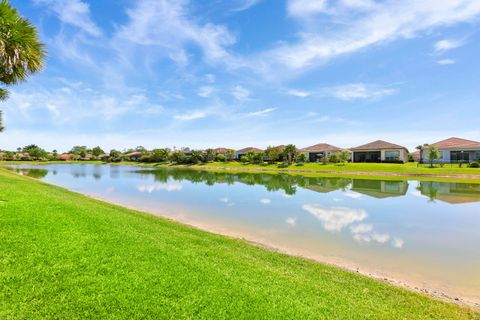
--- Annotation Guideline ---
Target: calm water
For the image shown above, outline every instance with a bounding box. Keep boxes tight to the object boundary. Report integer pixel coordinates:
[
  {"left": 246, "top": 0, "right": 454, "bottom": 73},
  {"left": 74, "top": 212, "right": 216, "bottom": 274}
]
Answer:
[{"left": 9, "top": 164, "right": 480, "bottom": 303}]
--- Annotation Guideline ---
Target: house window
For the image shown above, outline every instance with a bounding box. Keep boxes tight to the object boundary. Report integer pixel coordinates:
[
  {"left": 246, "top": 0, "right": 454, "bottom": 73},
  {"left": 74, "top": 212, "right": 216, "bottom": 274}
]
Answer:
[
  {"left": 476, "top": 151, "right": 480, "bottom": 161},
  {"left": 385, "top": 150, "right": 400, "bottom": 161}
]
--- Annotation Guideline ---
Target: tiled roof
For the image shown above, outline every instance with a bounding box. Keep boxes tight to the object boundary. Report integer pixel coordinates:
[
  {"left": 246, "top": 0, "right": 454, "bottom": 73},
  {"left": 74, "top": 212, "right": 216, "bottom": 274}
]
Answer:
[
  {"left": 431, "top": 137, "right": 480, "bottom": 149},
  {"left": 351, "top": 140, "right": 407, "bottom": 151},
  {"left": 301, "top": 143, "right": 342, "bottom": 153},
  {"left": 214, "top": 147, "right": 229, "bottom": 154},
  {"left": 236, "top": 147, "right": 263, "bottom": 153}
]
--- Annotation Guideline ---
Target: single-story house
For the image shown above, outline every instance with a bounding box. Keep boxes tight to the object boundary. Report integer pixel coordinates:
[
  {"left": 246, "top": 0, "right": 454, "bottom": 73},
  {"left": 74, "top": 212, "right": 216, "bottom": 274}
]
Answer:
[
  {"left": 126, "top": 151, "right": 142, "bottom": 160},
  {"left": 351, "top": 179, "right": 409, "bottom": 199},
  {"left": 299, "top": 143, "right": 346, "bottom": 162},
  {"left": 422, "top": 137, "right": 480, "bottom": 163},
  {"left": 351, "top": 140, "right": 409, "bottom": 163},
  {"left": 418, "top": 181, "right": 480, "bottom": 204},
  {"left": 214, "top": 147, "right": 233, "bottom": 155},
  {"left": 234, "top": 147, "right": 263, "bottom": 160},
  {"left": 59, "top": 153, "right": 74, "bottom": 161}
]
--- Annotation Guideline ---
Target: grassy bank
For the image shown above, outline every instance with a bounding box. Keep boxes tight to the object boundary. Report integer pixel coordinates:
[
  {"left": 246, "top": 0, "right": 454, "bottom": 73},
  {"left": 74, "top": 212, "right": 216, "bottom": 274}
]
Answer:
[
  {"left": 0, "top": 169, "right": 477, "bottom": 319},
  {"left": 149, "top": 161, "right": 480, "bottom": 183},
  {"left": 3, "top": 160, "right": 480, "bottom": 183}
]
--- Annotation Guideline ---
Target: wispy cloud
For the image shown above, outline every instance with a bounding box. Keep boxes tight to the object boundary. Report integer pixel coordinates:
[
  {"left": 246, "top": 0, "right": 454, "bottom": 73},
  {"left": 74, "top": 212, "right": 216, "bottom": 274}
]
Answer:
[
  {"left": 246, "top": 108, "right": 276, "bottom": 117},
  {"left": 137, "top": 183, "right": 183, "bottom": 193},
  {"left": 231, "top": 85, "right": 251, "bottom": 102},
  {"left": 115, "top": 0, "right": 237, "bottom": 66},
  {"left": 436, "top": 59, "right": 456, "bottom": 65},
  {"left": 197, "top": 86, "right": 215, "bottom": 98},
  {"left": 232, "top": 0, "right": 263, "bottom": 12},
  {"left": 434, "top": 39, "right": 465, "bottom": 53},
  {"left": 254, "top": 1, "right": 480, "bottom": 77},
  {"left": 174, "top": 111, "right": 207, "bottom": 121},
  {"left": 286, "top": 89, "right": 311, "bottom": 98},
  {"left": 322, "top": 83, "right": 396, "bottom": 101},
  {"left": 34, "top": 0, "right": 101, "bottom": 36}
]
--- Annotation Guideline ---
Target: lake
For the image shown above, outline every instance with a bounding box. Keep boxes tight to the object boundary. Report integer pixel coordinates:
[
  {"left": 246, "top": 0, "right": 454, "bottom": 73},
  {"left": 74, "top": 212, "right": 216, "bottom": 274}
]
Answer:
[{"left": 9, "top": 164, "right": 480, "bottom": 304}]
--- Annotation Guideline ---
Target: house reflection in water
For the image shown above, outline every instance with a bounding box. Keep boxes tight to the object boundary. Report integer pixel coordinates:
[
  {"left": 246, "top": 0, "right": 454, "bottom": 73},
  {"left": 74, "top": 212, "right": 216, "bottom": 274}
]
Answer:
[
  {"left": 418, "top": 181, "right": 480, "bottom": 204},
  {"left": 350, "top": 179, "right": 409, "bottom": 199}
]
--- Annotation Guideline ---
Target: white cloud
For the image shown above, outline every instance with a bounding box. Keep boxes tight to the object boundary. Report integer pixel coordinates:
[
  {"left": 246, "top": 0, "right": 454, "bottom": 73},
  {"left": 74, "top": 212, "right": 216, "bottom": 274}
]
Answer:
[
  {"left": 260, "top": 198, "right": 271, "bottom": 204},
  {"left": 371, "top": 233, "right": 390, "bottom": 243},
  {"left": 231, "top": 85, "right": 251, "bottom": 102},
  {"left": 436, "top": 59, "right": 456, "bottom": 65},
  {"left": 353, "top": 233, "right": 371, "bottom": 243},
  {"left": 286, "top": 217, "right": 297, "bottom": 226},
  {"left": 434, "top": 39, "right": 464, "bottom": 53},
  {"left": 246, "top": 108, "right": 276, "bottom": 117},
  {"left": 288, "top": 0, "right": 328, "bottom": 18},
  {"left": 197, "top": 86, "right": 215, "bottom": 98},
  {"left": 323, "top": 83, "right": 396, "bottom": 101},
  {"left": 350, "top": 223, "right": 373, "bottom": 234},
  {"left": 344, "top": 191, "right": 362, "bottom": 199},
  {"left": 174, "top": 111, "right": 207, "bottom": 121},
  {"left": 116, "top": 0, "right": 237, "bottom": 66},
  {"left": 256, "top": 1, "right": 480, "bottom": 76},
  {"left": 34, "top": 0, "right": 101, "bottom": 36},
  {"left": 392, "top": 237, "right": 404, "bottom": 248},
  {"left": 137, "top": 183, "right": 183, "bottom": 193},
  {"left": 6, "top": 87, "right": 162, "bottom": 123},
  {"left": 220, "top": 197, "right": 235, "bottom": 206},
  {"left": 232, "top": 0, "right": 262, "bottom": 12},
  {"left": 303, "top": 204, "right": 367, "bottom": 232},
  {"left": 286, "top": 89, "right": 311, "bottom": 98}
]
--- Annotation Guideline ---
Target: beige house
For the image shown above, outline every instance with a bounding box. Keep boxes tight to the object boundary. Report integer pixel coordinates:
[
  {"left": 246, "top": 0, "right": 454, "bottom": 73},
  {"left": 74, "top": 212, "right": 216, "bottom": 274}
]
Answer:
[{"left": 351, "top": 140, "right": 409, "bottom": 163}]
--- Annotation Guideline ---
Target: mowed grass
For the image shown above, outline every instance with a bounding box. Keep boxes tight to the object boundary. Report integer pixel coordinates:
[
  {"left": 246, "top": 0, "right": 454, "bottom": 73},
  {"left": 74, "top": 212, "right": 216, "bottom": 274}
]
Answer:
[
  {"left": 0, "top": 169, "right": 477, "bottom": 319},
  {"left": 199, "top": 161, "right": 480, "bottom": 175}
]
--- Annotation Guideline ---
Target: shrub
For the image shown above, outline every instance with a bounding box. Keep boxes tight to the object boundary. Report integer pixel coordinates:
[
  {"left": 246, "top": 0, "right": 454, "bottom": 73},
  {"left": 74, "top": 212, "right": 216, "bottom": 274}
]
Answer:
[
  {"left": 215, "top": 154, "right": 226, "bottom": 162},
  {"left": 469, "top": 162, "right": 480, "bottom": 168}
]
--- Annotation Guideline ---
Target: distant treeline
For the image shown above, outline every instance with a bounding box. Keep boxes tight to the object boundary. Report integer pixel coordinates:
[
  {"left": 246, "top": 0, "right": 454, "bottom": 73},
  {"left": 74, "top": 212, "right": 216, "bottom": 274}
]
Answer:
[{"left": 0, "top": 144, "right": 350, "bottom": 165}]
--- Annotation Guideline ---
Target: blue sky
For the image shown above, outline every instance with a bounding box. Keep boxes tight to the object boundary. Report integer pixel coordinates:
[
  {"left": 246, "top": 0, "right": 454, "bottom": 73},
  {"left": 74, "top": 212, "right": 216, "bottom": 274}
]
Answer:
[{"left": 1, "top": 0, "right": 480, "bottom": 152}]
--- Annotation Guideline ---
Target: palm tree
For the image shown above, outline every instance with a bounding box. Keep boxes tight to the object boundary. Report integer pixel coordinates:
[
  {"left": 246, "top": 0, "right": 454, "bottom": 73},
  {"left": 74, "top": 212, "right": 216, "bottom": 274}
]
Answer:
[
  {"left": 0, "top": 0, "right": 46, "bottom": 131},
  {"left": 415, "top": 145, "right": 423, "bottom": 163}
]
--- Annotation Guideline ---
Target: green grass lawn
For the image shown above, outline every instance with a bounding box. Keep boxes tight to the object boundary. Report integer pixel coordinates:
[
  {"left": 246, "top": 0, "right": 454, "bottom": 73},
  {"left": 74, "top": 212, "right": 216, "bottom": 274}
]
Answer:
[
  {"left": 0, "top": 169, "right": 477, "bottom": 319},
  {"left": 199, "top": 161, "right": 480, "bottom": 174}
]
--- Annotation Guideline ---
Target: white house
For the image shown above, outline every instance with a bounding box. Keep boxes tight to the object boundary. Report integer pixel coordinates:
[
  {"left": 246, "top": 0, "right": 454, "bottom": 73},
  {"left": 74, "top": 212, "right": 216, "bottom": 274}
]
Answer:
[{"left": 422, "top": 137, "right": 480, "bottom": 163}]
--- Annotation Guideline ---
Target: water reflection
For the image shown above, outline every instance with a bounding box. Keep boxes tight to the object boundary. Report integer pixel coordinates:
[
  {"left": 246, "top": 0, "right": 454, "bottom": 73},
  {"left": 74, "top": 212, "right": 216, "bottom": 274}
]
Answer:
[
  {"left": 417, "top": 181, "right": 480, "bottom": 204},
  {"left": 6, "top": 164, "right": 480, "bottom": 302}
]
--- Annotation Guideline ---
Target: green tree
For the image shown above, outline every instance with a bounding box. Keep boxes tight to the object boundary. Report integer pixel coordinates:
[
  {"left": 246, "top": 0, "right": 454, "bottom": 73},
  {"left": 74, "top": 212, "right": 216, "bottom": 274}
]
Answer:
[
  {"left": 69, "top": 146, "right": 88, "bottom": 158},
  {"left": 150, "top": 148, "right": 170, "bottom": 162},
  {"left": 215, "top": 153, "right": 226, "bottom": 162},
  {"left": 265, "top": 146, "right": 282, "bottom": 163},
  {"left": 0, "top": 1, "right": 46, "bottom": 131},
  {"left": 296, "top": 153, "right": 307, "bottom": 163},
  {"left": 252, "top": 152, "right": 265, "bottom": 164},
  {"left": 23, "top": 144, "right": 47, "bottom": 160},
  {"left": 109, "top": 149, "right": 122, "bottom": 162},
  {"left": 328, "top": 153, "right": 339, "bottom": 164},
  {"left": 190, "top": 150, "right": 203, "bottom": 163},
  {"left": 91, "top": 146, "right": 105, "bottom": 157},
  {"left": 204, "top": 148, "right": 215, "bottom": 162},
  {"left": 282, "top": 144, "right": 297, "bottom": 165},
  {"left": 225, "top": 149, "right": 235, "bottom": 161},
  {"left": 426, "top": 145, "right": 441, "bottom": 167},
  {"left": 337, "top": 150, "right": 351, "bottom": 164}
]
